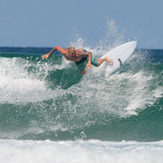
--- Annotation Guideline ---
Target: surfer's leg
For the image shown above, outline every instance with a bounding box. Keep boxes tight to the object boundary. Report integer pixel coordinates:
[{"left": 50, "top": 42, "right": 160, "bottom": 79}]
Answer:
[{"left": 97, "top": 57, "right": 113, "bottom": 66}]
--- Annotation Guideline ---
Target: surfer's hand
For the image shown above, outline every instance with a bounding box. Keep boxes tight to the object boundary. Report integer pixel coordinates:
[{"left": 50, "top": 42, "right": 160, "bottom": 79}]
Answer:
[
  {"left": 87, "top": 63, "right": 91, "bottom": 69},
  {"left": 42, "top": 53, "right": 50, "bottom": 60}
]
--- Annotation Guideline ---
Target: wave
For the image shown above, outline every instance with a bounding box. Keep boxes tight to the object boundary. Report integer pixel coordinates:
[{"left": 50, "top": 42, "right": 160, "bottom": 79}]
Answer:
[{"left": 0, "top": 47, "right": 162, "bottom": 141}]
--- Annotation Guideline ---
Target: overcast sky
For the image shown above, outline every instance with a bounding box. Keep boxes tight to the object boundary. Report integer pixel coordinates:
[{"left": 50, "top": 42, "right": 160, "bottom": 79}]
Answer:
[{"left": 0, "top": 0, "right": 163, "bottom": 48}]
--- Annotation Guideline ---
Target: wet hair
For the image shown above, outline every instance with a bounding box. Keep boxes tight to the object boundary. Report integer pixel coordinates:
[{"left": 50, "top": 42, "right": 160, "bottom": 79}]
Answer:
[{"left": 68, "top": 47, "right": 75, "bottom": 53}]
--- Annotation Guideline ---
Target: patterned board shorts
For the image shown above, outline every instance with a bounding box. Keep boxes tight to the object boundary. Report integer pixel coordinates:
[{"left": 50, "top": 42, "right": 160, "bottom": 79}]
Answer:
[{"left": 75, "top": 56, "right": 98, "bottom": 72}]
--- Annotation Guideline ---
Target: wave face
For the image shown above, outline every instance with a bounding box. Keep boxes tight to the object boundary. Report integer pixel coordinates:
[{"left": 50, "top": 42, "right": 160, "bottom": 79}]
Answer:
[{"left": 0, "top": 46, "right": 162, "bottom": 142}]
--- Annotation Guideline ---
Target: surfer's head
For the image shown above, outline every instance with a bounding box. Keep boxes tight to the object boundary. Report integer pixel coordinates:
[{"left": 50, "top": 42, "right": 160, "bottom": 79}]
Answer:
[{"left": 68, "top": 47, "right": 76, "bottom": 56}]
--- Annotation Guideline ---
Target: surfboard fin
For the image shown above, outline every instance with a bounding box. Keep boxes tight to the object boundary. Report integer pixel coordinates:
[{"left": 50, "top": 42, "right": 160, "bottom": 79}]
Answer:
[{"left": 118, "top": 58, "right": 123, "bottom": 66}]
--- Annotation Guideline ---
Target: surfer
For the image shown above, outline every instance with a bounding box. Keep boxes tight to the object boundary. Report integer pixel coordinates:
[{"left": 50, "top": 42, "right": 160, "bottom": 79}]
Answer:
[{"left": 42, "top": 46, "right": 113, "bottom": 75}]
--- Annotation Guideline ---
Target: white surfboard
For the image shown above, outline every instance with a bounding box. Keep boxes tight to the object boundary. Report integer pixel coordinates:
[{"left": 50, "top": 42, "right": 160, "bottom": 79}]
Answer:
[{"left": 100, "top": 41, "right": 137, "bottom": 74}]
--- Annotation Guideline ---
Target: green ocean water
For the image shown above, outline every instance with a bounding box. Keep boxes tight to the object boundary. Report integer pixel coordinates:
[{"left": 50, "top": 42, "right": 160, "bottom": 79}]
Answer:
[{"left": 0, "top": 48, "right": 162, "bottom": 142}]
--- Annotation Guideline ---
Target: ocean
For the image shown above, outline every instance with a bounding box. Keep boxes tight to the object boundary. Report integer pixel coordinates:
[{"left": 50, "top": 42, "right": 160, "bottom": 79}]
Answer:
[{"left": 0, "top": 43, "right": 162, "bottom": 162}]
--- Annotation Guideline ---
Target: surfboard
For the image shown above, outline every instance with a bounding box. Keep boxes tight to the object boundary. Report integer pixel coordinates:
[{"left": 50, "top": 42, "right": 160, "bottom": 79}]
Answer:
[{"left": 100, "top": 41, "right": 137, "bottom": 74}]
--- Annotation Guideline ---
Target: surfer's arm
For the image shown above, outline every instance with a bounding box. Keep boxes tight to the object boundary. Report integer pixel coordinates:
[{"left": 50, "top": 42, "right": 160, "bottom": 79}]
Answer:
[
  {"left": 42, "top": 46, "right": 67, "bottom": 60},
  {"left": 87, "top": 52, "right": 92, "bottom": 69}
]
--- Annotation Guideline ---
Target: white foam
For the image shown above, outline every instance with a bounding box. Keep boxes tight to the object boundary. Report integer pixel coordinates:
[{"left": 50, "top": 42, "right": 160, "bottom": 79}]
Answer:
[
  {"left": 65, "top": 68, "right": 162, "bottom": 118},
  {"left": 0, "top": 139, "right": 163, "bottom": 163},
  {"left": 0, "top": 57, "right": 55, "bottom": 103}
]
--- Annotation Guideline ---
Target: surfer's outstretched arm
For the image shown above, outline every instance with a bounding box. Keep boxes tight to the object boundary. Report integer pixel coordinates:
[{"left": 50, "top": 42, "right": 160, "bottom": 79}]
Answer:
[{"left": 42, "top": 46, "right": 67, "bottom": 60}]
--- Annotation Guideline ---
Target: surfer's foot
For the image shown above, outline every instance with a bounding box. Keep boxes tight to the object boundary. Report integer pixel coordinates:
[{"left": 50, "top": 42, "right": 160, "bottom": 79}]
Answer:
[{"left": 105, "top": 57, "right": 113, "bottom": 65}]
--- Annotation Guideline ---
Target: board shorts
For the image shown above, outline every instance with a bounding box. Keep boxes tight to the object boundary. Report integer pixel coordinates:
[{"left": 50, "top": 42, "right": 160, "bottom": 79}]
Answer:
[{"left": 75, "top": 50, "right": 98, "bottom": 72}]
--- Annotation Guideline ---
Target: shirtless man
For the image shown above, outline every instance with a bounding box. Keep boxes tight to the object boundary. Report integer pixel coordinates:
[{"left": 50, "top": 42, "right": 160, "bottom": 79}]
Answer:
[{"left": 42, "top": 46, "right": 113, "bottom": 75}]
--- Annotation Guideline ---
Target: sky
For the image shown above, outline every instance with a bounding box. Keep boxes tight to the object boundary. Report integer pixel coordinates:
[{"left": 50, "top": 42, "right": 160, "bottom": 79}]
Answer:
[{"left": 0, "top": 0, "right": 163, "bottom": 49}]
